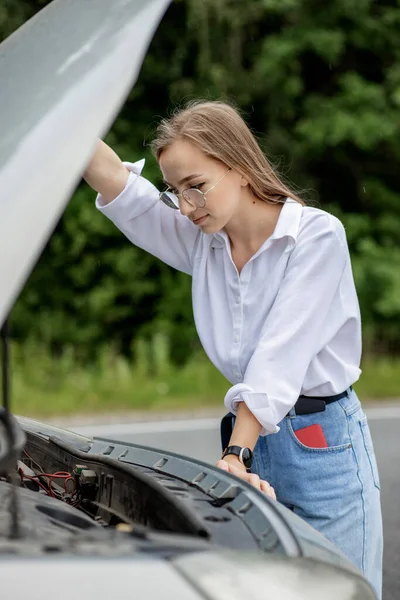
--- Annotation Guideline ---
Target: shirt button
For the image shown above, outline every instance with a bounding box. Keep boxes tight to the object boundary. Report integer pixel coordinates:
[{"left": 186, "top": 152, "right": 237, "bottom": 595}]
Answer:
[
  {"left": 235, "top": 297, "right": 240, "bottom": 304},
  {"left": 234, "top": 336, "right": 239, "bottom": 343},
  {"left": 235, "top": 372, "right": 240, "bottom": 379}
]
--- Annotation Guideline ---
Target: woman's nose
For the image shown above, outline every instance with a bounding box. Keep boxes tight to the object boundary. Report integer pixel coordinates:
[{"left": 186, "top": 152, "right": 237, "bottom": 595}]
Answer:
[{"left": 179, "top": 197, "right": 196, "bottom": 217}]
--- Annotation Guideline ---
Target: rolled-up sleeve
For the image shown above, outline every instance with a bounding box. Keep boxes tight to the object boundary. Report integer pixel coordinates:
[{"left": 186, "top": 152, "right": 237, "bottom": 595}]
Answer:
[
  {"left": 96, "top": 160, "right": 200, "bottom": 275},
  {"left": 224, "top": 214, "right": 348, "bottom": 435}
]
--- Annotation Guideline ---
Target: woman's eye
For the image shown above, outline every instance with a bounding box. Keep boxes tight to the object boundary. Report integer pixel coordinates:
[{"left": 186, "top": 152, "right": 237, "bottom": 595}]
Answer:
[{"left": 192, "top": 183, "right": 205, "bottom": 190}]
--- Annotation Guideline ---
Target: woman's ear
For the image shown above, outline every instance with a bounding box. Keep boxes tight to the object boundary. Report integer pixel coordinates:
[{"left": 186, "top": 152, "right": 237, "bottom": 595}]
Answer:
[{"left": 240, "top": 176, "right": 250, "bottom": 187}]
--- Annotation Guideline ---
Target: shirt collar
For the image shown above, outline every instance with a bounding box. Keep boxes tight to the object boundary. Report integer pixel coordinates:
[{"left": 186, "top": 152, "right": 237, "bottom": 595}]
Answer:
[
  {"left": 269, "top": 198, "right": 303, "bottom": 251},
  {"left": 211, "top": 198, "right": 303, "bottom": 251}
]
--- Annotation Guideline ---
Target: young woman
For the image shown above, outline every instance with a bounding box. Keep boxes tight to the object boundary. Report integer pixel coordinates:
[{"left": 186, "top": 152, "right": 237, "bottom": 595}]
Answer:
[{"left": 83, "top": 100, "right": 383, "bottom": 597}]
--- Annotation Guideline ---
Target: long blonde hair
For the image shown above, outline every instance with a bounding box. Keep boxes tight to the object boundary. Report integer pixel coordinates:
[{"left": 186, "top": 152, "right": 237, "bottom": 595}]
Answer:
[{"left": 150, "top": 100, "right": 304, "bottom": 205}]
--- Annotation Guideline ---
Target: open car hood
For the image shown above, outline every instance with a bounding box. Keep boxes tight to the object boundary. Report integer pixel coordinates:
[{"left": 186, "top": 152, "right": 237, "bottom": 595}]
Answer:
[{"left": 0, "top": 0, "right": 170, "bottom": 327}]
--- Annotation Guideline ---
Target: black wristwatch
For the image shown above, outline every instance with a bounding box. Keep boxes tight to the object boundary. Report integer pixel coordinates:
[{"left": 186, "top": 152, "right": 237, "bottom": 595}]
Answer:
[{"left": 222, "top": 445, "right": 253, "bottom": 469}]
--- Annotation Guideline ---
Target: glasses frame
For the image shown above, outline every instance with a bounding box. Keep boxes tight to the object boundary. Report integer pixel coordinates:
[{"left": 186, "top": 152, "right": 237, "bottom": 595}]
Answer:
[{"left": 159, "top": 168, "right": 232, "bottom": 210}]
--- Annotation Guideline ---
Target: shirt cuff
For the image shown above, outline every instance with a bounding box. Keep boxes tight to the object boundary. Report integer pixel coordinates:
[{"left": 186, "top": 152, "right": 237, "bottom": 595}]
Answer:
[
  {"left": 224, "top": 384, "right": 280, "bottom": 436},
  {"left": 95, "top": 159, "right": 159, "bottom": 221}
]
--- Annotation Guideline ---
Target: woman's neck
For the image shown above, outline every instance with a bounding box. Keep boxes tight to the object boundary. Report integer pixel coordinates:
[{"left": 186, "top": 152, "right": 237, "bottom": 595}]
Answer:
[{"left": 224, "top": 190, "right": 284, "bottom": 256}]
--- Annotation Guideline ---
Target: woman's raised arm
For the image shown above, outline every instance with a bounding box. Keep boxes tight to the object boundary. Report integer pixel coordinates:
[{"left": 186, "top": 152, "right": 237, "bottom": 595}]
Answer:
[
  {"left": 84, "top": 140, "right": 200, "bottom": 275},
  {"left": 83, "top": 139, "right": 130, "bottom": 204}
]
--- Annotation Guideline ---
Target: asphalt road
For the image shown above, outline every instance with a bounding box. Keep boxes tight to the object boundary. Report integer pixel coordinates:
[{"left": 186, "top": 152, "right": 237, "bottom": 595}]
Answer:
[{"left": 72, "top": 405, "right": 400, "bottom": 600}]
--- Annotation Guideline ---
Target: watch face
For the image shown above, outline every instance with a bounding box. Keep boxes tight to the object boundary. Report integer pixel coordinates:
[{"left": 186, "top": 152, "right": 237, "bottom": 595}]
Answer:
[{"left": 241, "top": 448, "right": 253, "bottom": 469}]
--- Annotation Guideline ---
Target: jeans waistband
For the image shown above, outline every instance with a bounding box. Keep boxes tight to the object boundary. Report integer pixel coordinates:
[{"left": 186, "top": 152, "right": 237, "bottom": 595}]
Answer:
[{"left": 291, "top": 386, "right": 353, "bottom": 416}]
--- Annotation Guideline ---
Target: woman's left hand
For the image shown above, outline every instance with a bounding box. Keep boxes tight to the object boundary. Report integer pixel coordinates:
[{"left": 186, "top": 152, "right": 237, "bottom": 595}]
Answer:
[{"left": 216, "top": 457, "right": 276, "bottom": 500}]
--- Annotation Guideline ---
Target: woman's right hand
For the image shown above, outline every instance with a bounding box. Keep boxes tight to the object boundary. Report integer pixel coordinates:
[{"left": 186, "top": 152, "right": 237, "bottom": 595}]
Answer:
[
  {"left": 216, "top": 458, "right": 277, "bottom": 500},
  {"left": 83, "top": 139, "right": 130, "bottom": 204}
]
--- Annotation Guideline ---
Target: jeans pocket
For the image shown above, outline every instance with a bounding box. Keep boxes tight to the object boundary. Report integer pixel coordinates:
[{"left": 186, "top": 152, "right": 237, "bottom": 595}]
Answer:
[
  {"left": 359, "top": 418, "right": 381, "bottom": 490},
  {"left": 287, "top": 418, "right": 352, "bottom": 453}
]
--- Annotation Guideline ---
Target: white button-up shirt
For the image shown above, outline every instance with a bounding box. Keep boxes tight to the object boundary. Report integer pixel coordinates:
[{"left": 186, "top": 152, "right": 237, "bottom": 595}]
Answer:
[{"left": 96, "top": 160, "right": 362, "bottom": 435}]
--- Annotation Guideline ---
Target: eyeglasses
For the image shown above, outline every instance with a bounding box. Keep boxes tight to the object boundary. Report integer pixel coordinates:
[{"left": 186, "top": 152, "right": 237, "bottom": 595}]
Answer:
[{"left": 159, "top": 168, "right": 232, "bottom": 210}]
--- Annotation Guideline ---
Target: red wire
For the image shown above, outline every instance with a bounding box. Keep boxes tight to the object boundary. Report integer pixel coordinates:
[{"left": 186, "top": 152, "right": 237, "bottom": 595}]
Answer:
[
  {"left": 23, "top": 450, "right": 44, "bottom": 472},
  {"left": 19, "top": 452, "right": 78, "bottom": 501},
  {"left": 21, "top": 473, "right": 52, "bottom": 495},
  {"left": 20, "top": 470, "right": 75, "bottom": 498},
  {"left": 32, "top": 472, "right": 71, "bottom": 478},
  {"left": 63, "top": 476, "right": 76, "bottom": 494},
  {"left": 36, "top": 472, "right": 72, "bottom": 498}
]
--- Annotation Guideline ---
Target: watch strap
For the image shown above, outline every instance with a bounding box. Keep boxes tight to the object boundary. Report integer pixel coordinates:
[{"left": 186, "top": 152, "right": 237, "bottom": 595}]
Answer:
[
  {"left": 222, "top": 445, "right": 242, "bottom": 460},
  {"left": 222, "top": 445, "right": 253, "bottom": 468}
]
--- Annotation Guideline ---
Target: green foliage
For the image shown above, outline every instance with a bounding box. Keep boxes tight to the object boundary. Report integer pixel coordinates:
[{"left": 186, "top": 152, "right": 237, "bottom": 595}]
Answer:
[
  {"left": 11, "top": 340, "right": 230, "bottom": 417},
  {"left": 10, "top": 341, "right": 400, "bottom": 418},
  {"left": 2, "top": 0, "right": 400, "bottom": 368}
]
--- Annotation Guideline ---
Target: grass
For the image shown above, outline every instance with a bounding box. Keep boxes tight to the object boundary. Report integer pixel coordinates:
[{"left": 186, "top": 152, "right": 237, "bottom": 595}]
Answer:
[{"left": 6, "top": 338, "right": 400, "bottom": 419}]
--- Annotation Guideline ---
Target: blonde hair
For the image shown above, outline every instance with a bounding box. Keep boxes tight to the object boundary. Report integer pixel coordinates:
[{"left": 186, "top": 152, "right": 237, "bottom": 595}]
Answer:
[{"left": 150, "top": 100, "right": 304, "bottom": 205}]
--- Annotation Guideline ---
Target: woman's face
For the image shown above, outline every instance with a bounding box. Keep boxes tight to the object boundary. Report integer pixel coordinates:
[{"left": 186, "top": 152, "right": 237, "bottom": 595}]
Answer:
[{"left": 159, "top": 139, "right": 246, "bottom": 234}]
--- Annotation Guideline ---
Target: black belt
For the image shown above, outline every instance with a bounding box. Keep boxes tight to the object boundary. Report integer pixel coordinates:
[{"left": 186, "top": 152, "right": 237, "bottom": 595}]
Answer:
[{"left": 290, "top": 386, "right": 352, "bottom": 416}]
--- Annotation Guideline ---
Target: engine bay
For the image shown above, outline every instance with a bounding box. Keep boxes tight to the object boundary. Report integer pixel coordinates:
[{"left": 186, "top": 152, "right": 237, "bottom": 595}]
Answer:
[{"left": 0, "top": 438, "right": 215, "bottom": 557}]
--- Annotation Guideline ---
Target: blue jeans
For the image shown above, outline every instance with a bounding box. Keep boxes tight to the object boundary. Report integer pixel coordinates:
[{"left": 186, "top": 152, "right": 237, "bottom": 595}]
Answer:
[{"left": 250, "top": 389, "right": 383, "bottom": 599}]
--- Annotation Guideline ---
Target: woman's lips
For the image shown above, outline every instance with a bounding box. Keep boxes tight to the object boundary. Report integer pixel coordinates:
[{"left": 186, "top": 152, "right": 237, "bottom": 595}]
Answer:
[{"left": 193, "top": 215, "right": 208, "bottom": 225}]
